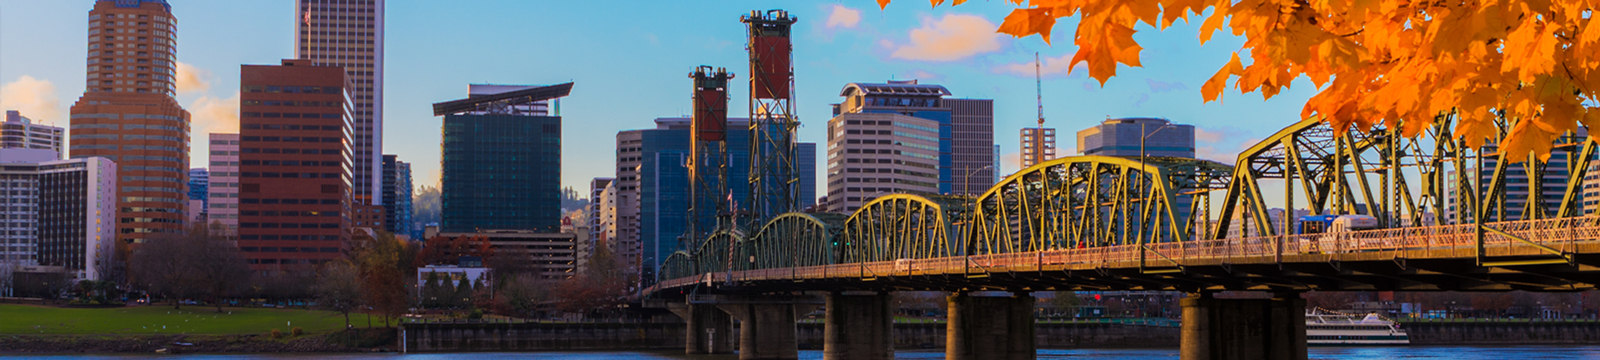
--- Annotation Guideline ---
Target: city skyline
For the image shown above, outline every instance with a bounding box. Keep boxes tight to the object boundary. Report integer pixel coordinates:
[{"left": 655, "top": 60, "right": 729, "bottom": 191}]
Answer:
[{"left": 0, "top": 1, "right": 1318, "bottom": 196}]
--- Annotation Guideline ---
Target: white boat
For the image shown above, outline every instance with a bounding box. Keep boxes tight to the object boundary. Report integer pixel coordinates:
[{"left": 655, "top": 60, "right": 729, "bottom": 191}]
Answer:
[{"left": 1306, "top": 308, "right": 1410, "bottom": 346}]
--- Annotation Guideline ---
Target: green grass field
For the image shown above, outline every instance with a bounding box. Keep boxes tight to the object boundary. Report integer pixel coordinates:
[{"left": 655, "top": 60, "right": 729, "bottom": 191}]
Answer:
[{"left": 0, "top": 304, "right": 376, "bottom": 335}]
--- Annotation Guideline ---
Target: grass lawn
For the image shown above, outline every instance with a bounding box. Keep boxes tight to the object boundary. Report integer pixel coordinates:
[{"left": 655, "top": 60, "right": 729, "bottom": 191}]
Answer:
[{"left": 0, "top": 304, "right": 377, "bottom": 335}]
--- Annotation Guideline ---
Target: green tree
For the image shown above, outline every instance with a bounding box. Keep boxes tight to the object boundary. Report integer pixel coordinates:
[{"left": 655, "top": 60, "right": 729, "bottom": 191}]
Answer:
[
  {"left": 454, "top": 277, "right": 473, "bottom": 309},
  {"left": 421, "top": 271, "right": 443, "bottom": 308}
]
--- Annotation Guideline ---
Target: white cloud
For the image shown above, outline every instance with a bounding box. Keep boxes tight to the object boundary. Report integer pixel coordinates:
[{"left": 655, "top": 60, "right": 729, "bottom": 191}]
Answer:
[
  {"left": 175, "top": 62, "right": 212, "bottom": 95},
  {"left": 0, "top": 76, "right": 62, "bottom": 124},
  {"left": 889, "top": 14, "right": 1005, "bottom": 61},
  {"left": 1194, "top": 126, "right": 1254, "bottom": 163},
  {"left": 189, "top": 92, "right": 240, "bottom": 136},
  {"left": 825, "top": 5, "right": 862, "bottom": 29},
  {"left": 996, "top": 53, "right": 1085, "bottom": 77}
]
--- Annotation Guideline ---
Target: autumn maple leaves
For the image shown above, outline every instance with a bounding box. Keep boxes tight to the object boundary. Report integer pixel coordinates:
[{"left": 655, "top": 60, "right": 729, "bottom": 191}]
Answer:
[{"left": 883, "top": 0, "right": 1600, "bottom": 161}]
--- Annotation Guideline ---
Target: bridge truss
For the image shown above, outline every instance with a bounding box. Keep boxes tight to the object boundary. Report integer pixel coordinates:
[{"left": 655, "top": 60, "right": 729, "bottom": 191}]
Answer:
[{"left": 658, "top": 114, "right": 1600, "bottom": 291}]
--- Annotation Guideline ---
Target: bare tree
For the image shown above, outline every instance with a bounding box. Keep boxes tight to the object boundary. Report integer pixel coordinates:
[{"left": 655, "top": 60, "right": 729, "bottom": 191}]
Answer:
[
  {"left": 130, "top": 224, "right": 248, "bottom": 310},
  {"left": 316, "top": 260, "right": 364, "bottom": 328}
]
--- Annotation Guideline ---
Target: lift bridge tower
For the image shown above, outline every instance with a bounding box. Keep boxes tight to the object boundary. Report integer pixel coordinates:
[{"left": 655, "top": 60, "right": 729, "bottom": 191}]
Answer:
[
  {"left": 742, "top": 9, "right": 800, "bottom": 223},
  {"left": 687, "top": 66, "right": 733, "bottom": 248}
]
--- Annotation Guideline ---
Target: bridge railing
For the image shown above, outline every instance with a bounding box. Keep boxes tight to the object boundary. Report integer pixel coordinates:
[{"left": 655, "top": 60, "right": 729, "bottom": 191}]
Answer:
[{"left": 644, "top": 216, "right": 1600, "bottom": 295}]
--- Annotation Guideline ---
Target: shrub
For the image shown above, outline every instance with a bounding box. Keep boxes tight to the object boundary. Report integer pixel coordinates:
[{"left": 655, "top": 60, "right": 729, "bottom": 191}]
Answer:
[
  {"left": 291, "top": 327, "right": 304, "bottom": 337},
  {"left": 270, "top": 329, "right": 283, "bottom": 339},
  {"left": 468, "top": 309, "right": 484, "bottom": 320}
]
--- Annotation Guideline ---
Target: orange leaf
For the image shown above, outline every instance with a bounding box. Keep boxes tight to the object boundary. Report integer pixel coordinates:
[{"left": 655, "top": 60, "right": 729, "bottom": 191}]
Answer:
[
  {"left": 1202, "top": 53, "right": 1244, "bottom": 103},
  {"left": 878, "top": 0, "right": 892, "bottom": 10}
]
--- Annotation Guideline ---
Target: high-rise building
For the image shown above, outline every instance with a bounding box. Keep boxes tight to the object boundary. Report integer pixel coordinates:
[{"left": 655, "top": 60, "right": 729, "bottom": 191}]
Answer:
[
  {"left": 237, "top": 59, "right": 353, "bottom": 270},
  {"left": 381, "top": 154, "right": 412, "bottom": 237},
  {"left": 1075, "top": 117, "right": 1198, "bottom": 224},
  {"left": 186, "top": 168, "right": 208, "bottom": 224},
  {"left": 1076, "top": 117, "right": 1196, "bottom": 158},
  {"left": 797, "top": 142, "right": 817, "bottom": 210},
  {"left": 69, "top": 0, "right": 190, "bottom": 244},
  {"left": 296, "top": 0, "right": 383, "bottom": 207},
  {"left": 1449, "top": 134, "right": 1587, "bottom": 223},
  {"left": 435, "top": 83, "right": 570, "bottom": 234},
  {"left": 830, "top": 81, "right": 995, "bottom": 197},
  {"left": 206, "top": 133, "right": 240, "bottom": 238},
  {"left": 584, "top": 178, "right": 615, "bottom": 274},
  {"left": 0, "top": 149, "right": 116, "bottom": 281},
  {"left": 3, "top": 111, "right": 64, "bottom": 157},
  {"left": 1020, "top": 127, "right": 1056, "bottom": 168},
  {"left": 824, "top": 112, "right": 942, "bottom": 213}
]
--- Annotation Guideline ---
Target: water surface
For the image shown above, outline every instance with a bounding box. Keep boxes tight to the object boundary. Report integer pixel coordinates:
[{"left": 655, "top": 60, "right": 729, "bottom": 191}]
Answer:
[{"left": 7, "top": 346, "right": 1600, "bottom": 359}]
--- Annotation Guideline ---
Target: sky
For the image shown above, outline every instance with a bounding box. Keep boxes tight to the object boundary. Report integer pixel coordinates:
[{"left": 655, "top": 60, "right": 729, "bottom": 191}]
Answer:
[{"left": 0, "top": 0, "right": 1325, "bottom": 198}]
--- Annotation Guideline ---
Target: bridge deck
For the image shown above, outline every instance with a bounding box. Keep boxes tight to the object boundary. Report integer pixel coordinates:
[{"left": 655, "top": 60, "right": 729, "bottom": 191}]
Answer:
[{"left": 649, "top": 217, "right": 1600, "bottom": 294}]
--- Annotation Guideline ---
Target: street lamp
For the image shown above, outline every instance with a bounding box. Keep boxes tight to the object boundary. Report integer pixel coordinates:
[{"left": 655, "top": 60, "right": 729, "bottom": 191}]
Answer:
[
  {"left": 1138, "top": 121, "right": 1178, "bottom": 244},
  {"left": 961, "top": 165, "right": 994, "bottom": 235}
]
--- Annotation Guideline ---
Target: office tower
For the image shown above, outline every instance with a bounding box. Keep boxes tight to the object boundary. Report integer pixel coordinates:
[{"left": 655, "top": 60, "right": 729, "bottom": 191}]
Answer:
[
  {"left": 434, "top": 83, "right": 570, "bottom": 233},
  {"left": 3, "top": 111, "right": 65, "bottom": 157},
  {"left": 797, "top": 142, "right": 817, "bottom": 210},
  {"left": 186, "top": 168, "right": 208, "bottom": 223},
  {"left": 1076, "top": 117, "right": 1196, "bottom": 158},
  {"left": 582, "top": 178, "right": 615, "bottom": 274},
  {"left": 69, "top": 0, "right": 189, "bottom": 244},
  {"left": 829, "top": 81, "right": 995, "bottom": 197},
  {"left": 398, "top": 161, "right": 414, "bottom": 238},
  {"left": 947, "top": 98, "right": 996, "bottom": 195},
  {"left": 824, "top": 112, "right": 941, "bottom": 213},
  {"left": 237, "top": 59, "right": 353, "bottom": 270},
  {"left": 1076, "top": 117, "right": 1198, "bottom": 223},
  {"left": 1021, "top": 127, "right": 1057, "bottom": 168},
  {"left": 1449, "top": 133, "right": 1588, "bottom": 223},
  {"left": 296, "top": 0, "right": 383, "bottom": 207},
  {"left": 0, "top": 149, "right": 115, "bottom": 281},
  {"left": 381, "top": 154, "right": 412, "bottom": 237},
  {"left": 616, "top": 117, "right": 753, "bottom": 284},
  {"left": 206, "top": 133, "right": 240, "bottom": 237}
]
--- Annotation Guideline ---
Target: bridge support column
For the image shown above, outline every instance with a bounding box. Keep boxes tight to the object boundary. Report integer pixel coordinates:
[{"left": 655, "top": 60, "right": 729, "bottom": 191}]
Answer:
[
  {"left": 946, "top": 292, "right": 1035, "bottom": 360},
  {"left": 824, "top": 291, "right": 893, "bottom": 360},
  {"left": 1180, "top": 293, "right": 1306, "bottom": 360},
  {"left": 719, "top": 302, "right": 804, "bottom": 360},
  {"left": 675, "top": 303, "right": 734, "bottom": 354}
]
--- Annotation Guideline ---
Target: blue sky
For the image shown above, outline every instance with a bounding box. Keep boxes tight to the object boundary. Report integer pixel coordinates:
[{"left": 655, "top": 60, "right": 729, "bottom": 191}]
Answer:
[{"left": 0, "top": 0, "right": 1322, "bottom": 197}]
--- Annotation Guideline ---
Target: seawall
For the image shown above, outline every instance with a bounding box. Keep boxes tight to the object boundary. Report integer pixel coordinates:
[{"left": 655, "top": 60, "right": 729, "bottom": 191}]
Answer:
[
  {"left": 1404, "top": 321, "right": 1600, "bottom": 345},
  {"left": 400, "top": 322, "right": 685, "bottom": 352}
]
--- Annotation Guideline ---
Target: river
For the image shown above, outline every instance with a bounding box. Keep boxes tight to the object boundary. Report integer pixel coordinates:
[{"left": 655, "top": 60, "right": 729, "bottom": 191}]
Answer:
[{"left": 6, "top": 346, "right": 1600, "bottom": 359}]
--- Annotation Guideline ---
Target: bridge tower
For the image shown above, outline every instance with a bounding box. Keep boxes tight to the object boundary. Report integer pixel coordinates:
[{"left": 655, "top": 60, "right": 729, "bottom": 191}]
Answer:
[
  {"left": 742, "top": 9, "right": 801, "bottom": 224},
  {"left": 688, "top": 66, "right": 734, "bottom": 254}
]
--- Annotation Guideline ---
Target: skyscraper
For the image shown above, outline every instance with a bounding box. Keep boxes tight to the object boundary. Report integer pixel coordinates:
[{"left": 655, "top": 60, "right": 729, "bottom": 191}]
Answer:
[
  {"left": 824, "top": 112, "right": 941, "bottom": 213},
  {"left": 296, "top": 0, "right": 384, "bottom": 206},
  {"left": 0, "top": 149, "right": 117, "bottom": 281},
  {"left": 237, "top": 59, "right": 353, "bottom": 270},
  {"left": 829, "top": 81, "right": 995, "bottom": 197},
  {"left": 381, "top": 154, "right": 413, "bottom": 237},
  {"left": 69, "top": 0, "right": 190, "bottom": 244},
  {"left": 1020, "top": 127, "right": 1056, "bottom": 168},
  {"left": 186, "top": 168, "right": 208, "bottom": 223},
  {"left": 3, "top": 111, "right": 65, "bottom": 157},
  {"left": 1075, "top": 117, "right": 1196, "bottom": 158},
  {"left": 207, "top": 133, "right": 240, "bottom": 238},
  {"left": 434, "top": 83, "right": 570, "bottom": 233}
]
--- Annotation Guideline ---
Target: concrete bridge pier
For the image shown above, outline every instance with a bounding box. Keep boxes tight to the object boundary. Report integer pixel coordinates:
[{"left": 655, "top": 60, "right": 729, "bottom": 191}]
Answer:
[
  {"left": 718, "top": 300, "right": 815, "bottom": 360},
  {"left": 946, "top": 291, "right": 1035, "bottom": 360},
  {"left": 1180, "top": 292, "right": 1307, "bottom": 360},
  {"left": 823, "top": 291, "right": 894, "bottom": 360},
  {"left": 669, "top": 303, "right": 734, "bottom": 354}
]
